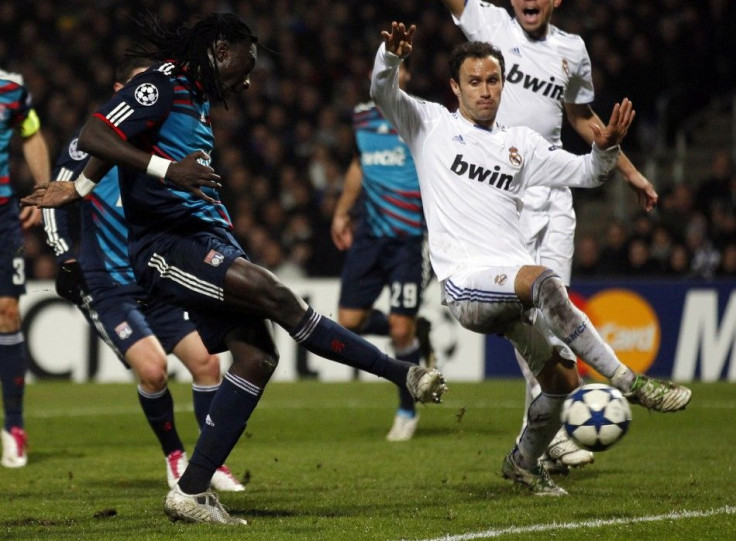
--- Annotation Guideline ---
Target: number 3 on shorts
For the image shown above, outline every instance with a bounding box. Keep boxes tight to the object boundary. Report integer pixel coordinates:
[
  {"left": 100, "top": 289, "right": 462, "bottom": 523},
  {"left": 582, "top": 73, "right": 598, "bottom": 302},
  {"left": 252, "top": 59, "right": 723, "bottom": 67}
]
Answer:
[{"left": 12, "top": 257, "right": 25, "bottom": 286}]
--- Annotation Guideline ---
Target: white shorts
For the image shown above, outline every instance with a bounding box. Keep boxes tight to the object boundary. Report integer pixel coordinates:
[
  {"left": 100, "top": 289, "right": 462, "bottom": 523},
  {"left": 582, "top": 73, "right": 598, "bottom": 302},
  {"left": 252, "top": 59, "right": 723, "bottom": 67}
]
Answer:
[
  {"left": 520, "top": 187, "right": 576, "bottom": 285},
  {"left": 441, "top": 266, "right": 559, "bottom": 375}
]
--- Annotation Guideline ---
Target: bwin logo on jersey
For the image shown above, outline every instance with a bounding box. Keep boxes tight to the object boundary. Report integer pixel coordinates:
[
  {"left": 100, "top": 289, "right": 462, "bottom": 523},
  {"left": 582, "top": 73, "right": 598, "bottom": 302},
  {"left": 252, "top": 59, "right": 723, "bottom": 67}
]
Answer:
[
  {"left": 134, "top": 83, "right": 159, "bottom": 106},
  {"left": 506, "top": 64, "right": 564, "bottom": 100},
  {"left": 450, "top": 154, "right": 514, "bottom": 191},
  {"left": 362, "top": 147, "right": 406, "bottom": 167}
]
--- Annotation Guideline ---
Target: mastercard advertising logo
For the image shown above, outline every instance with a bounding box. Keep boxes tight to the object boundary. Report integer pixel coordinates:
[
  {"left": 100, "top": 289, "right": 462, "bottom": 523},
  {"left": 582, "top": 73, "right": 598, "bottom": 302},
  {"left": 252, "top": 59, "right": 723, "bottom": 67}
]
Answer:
[{"left": 569, "top": 289, "right": 660, "bottom": 379}]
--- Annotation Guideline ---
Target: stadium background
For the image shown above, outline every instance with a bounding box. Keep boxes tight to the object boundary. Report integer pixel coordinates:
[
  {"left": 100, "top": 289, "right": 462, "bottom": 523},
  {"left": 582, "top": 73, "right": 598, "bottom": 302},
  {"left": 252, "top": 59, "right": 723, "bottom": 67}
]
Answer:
[{"left": 3, "top": 0, "right": 735, "bottom": 382}]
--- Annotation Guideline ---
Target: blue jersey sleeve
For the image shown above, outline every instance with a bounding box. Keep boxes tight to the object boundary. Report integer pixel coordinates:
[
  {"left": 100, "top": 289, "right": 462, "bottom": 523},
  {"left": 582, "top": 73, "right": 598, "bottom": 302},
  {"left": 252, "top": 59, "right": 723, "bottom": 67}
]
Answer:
[
  {"left": 93, "top": 69, "right": 174, "bottom": 146},
  {"left": 44, "top": 133, "right": 89, "bottom": 263}
]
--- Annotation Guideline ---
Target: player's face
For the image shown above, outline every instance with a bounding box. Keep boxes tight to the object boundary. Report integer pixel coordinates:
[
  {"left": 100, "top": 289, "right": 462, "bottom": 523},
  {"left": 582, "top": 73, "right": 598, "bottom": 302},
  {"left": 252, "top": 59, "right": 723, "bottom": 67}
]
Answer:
[
  {"left": 510, "top": 0, "right": 560, "bottom": 40},
  {"left": 450, "top": 55, "right": 503, "bottom": 128},
  {"left": 217, "top": 41, "right": 257, "bottom": 96}
]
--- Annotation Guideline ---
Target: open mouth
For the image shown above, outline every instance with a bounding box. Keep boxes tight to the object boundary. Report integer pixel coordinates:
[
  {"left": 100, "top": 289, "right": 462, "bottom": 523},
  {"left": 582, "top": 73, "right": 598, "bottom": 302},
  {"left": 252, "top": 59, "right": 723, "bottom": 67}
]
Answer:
[{"left": 522, "top": 8, "right": 541, "bottom": 18}]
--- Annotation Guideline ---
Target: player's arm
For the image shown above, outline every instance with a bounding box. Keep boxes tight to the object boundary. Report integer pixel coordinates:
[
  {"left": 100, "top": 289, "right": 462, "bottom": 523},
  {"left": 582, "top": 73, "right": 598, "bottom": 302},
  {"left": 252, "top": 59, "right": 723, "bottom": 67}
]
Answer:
[
  {"left": 565, "top": 102, "right": 658, "bottom": 211},
  {"left": 440, "top": 0, "right": 466, "bottom": 18},
  {"left": 331, "top": 156, "right": 363, "bottom": 251},
  {"left": 18, "top": 110, "right": 50, "bottom": 228},
  {"left": 77, "top": 116, "right": 221, "bottom": 203}
]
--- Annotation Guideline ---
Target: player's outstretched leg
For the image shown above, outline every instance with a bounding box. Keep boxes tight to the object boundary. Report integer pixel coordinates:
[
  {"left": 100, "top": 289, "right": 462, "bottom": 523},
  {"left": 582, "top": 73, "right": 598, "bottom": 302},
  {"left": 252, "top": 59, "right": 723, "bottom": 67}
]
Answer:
[{"left": 534, "top": 272, "right": 692, "bottom": 413}]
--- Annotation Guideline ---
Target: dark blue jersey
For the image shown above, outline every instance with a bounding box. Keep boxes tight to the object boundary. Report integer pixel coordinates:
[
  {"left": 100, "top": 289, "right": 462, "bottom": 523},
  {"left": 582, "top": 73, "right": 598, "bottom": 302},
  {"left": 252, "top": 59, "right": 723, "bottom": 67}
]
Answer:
[
  {"left": 0, "top": 69, "right": 34, "bottom": 205},
  {"left": 93, "top": 63, "right": 232, "bottom": 242},
  {"left": 352, "top": 101, "right": 423, "bottom": 238},
  {"left": 45, "top": 132, "right": 138, "bottom": 292}
]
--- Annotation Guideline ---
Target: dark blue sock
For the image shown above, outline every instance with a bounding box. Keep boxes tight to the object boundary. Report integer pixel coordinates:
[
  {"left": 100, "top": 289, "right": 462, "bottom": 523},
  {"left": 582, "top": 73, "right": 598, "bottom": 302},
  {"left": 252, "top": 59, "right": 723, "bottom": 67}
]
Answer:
[
  {"left": 137, "top": 386, "right": 184, "bottom": 456},
  {"left": 0, "top": 333, "right": 27, "bottom": 431},
  {"left": 192, "top": 383, "right": 219, "bottom": 430},
  {"left": 178, "top": 372, "right": 261, "bottom": 494},
  {"left": 290, "top": 308, "right": 410, "bottom": 387},
  {"left": 396, "top": 343, "right": 421, "bottom": 413},
  {"left": 359, "top": 309, "right": 390, "bottom": 336}
]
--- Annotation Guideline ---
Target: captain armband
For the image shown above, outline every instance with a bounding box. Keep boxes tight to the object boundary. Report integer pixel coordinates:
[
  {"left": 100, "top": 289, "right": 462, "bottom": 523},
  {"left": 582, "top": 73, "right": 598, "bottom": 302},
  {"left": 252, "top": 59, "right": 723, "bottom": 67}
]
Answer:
[
  {"left": 146, "top": 155, "right": 173, "bottom": 179},
  {"left": 74, "top": 173, "right": 98, "bottom": 197},
  {"left": 20, "top": 109, "right": 41, "bottom": 138}
]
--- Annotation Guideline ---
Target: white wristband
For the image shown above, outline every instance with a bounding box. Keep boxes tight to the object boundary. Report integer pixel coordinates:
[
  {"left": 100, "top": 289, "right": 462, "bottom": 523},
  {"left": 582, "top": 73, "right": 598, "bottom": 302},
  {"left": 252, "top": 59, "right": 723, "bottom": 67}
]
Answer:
[
  {"left": 146, "top": 155, "right": 173, "bottom": 179},
  {"left": 74, "top": 173, "right": 97, "bottom": 197}
]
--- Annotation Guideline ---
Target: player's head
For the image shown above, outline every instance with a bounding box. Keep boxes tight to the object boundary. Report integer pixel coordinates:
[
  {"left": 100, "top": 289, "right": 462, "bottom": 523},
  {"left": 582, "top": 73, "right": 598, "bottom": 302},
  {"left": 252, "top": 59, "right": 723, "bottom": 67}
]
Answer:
[
  {"left": 449, "top": 41, "right": 505, "bottom": 127},
  {"left": 113, "top": 57, "right": 154, "bottom": 92},
  {"left": 509, "top": 0, "right": 560, "bottom": 40},
  {"left": 128, "top": 12, "right": 258, "bottom": 103}
]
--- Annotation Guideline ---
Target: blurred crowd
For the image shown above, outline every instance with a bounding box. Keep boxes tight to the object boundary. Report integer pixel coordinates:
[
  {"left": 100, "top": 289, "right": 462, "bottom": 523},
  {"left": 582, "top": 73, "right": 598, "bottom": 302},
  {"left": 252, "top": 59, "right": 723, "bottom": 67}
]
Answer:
[{"left": 3, "top": 0, "right": 735, "bottom": 281}]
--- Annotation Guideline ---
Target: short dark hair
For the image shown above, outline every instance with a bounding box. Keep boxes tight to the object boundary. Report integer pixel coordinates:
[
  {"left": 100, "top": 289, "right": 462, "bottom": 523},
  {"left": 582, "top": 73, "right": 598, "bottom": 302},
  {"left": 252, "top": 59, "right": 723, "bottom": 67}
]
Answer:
[{"left": 449, "top": 41, "right": 506, "bottom": 83}]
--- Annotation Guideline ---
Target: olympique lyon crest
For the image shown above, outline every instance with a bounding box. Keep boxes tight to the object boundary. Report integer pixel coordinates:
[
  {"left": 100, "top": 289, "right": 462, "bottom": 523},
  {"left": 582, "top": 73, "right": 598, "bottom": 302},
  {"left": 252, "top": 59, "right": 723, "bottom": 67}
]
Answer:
[
  {"left": 204, "top": 250, "right": 225, "bottom": 267},
  {"left": 115, "top": 321, "right": 133, "bottom": 340}
]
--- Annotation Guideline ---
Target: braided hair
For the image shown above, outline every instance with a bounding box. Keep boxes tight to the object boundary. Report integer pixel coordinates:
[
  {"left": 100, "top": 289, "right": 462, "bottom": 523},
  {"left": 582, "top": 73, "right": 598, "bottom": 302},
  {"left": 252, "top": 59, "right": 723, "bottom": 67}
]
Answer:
[{"left": 127, "top": 12, "right": 257, "bottom": 103}]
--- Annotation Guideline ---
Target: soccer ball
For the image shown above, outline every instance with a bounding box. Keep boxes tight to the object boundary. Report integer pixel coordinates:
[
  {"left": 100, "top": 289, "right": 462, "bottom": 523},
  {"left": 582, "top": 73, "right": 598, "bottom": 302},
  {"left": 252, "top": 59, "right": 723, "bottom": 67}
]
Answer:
[{"left": 561, "top": 383, "right": 632, "bottom": 452}]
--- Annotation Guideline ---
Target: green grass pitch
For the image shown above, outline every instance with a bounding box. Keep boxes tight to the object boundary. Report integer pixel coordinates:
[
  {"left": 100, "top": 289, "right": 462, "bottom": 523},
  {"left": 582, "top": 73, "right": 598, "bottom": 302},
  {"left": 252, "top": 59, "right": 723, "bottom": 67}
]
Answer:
[{"left": 2, "top": 380, "right": 735, "bottom": 540}]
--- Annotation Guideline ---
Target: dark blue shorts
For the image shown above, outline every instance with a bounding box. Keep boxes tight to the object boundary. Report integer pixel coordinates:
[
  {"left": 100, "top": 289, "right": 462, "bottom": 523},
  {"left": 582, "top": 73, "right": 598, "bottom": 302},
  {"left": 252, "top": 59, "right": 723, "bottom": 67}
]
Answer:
[
  {"left": 80, "top": 284, "right": 196, "bottom": 365},
  {"left": 339, "top": 235, "right": 428, "bottom": 316},
  {"left": 0, "top": 201, "right": 25, "bottom": 297},
  {"left": 131, "top": 227, "right": 255, "bottom": 354}
]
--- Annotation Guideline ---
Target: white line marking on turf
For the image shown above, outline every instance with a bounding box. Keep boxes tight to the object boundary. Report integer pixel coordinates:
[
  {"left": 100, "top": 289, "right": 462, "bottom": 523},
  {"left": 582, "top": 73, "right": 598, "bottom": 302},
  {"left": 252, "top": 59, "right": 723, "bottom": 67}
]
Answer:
[{"left": 411, "top": 506, "right": 736, "bottom": 541}]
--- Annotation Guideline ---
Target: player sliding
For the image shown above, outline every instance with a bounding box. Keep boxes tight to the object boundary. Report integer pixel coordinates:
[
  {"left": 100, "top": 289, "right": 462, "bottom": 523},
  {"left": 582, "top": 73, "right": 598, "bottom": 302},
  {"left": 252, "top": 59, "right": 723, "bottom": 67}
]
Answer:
[
  {"left": 370, "top": 21, "right": 691, "bottom": 496},
  {"left": 22, "top": 13, "right": 446, "bottom": 524}
]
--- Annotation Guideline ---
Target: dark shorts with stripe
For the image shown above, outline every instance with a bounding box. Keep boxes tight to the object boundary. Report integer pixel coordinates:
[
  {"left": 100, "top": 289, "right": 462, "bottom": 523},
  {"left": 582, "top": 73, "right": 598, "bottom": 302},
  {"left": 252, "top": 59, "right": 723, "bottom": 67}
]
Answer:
[
  {"left": 339, "top": 234, "right": 427, "bottom": 317},
  {"left": 131, "top": 227, "right": 257, "bottom": 354},
  {"left": 0, "top": 201, "right": 25, "bottom": 297},
  {"left": 80, "top": 284, "right": 196, "bottom": 364}
]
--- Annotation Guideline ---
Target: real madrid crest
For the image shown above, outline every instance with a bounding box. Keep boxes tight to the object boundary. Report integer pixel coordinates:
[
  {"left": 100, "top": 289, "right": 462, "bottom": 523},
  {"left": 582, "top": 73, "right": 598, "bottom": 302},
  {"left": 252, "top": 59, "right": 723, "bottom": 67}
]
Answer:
[{"left": 508, "top": 147, "right": 522, "bottom": 167}]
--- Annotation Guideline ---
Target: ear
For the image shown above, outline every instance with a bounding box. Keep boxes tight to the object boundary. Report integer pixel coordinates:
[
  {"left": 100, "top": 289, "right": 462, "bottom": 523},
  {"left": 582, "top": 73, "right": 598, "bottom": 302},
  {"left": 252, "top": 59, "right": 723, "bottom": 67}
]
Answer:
[
  {"left": 553, "top": 0, "right": 563, "bottom": 8},
  {"left": 214, "top": 40, "right": 230, "bottom": 62},
  {"left": 450, "top": 78, "right": 461, "bottom": 98}
]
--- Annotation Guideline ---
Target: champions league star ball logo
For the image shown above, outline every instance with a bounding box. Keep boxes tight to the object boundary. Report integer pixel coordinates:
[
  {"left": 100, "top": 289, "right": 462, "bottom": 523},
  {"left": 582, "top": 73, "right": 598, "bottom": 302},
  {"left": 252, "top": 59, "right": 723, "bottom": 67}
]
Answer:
[
  {"left": 134, "top": 83, "right": 159, "bottom": 106},
  {"left": 68, "top": 138, "right": 88, "bottom": 161}
]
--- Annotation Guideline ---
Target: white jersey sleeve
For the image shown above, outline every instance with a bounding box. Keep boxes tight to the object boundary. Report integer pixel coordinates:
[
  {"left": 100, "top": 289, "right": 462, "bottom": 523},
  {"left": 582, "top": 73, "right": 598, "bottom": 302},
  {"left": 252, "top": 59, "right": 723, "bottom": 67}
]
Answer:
[
  {"left": 516, "top": 128, "right": 620, "bottom": 190},
  {"left": 370, "top": 43, "right": 443, "bottom": 145}
]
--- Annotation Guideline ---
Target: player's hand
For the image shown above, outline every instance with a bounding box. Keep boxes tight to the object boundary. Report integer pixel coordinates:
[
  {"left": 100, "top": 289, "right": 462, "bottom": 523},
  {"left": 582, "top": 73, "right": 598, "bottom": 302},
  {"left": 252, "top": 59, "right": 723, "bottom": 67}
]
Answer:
[
  {"left": 55, "top": 260, "right": 88, "bottom": 305},
  {"left": 165, "top": 150, "right": 223, "bottom": 204},
  {"left": 381, "top": 21, "right": 416, "bottom": 58},
  {"left": 331, "top": 214, "right": 353, "bottom": 251},
  {"left": 20, "top": 181, "right": 82, "bottom": 209},
  {"left": 18, "top": 205, "right": 42, "bottom": 229},
  {"left": 625, "top": 169, "right": 658, "bottom": 211},
  {"left": 591, "top": 98, "right": 635, "bottom": 150}
]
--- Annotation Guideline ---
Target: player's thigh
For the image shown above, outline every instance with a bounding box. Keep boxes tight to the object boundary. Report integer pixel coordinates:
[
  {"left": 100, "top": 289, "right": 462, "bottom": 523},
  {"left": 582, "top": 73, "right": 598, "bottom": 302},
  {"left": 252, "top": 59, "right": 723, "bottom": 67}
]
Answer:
[
  {"left": 134, "top": 229, "right": 245, "bottom": 313},
  {"left": 337, "top": 307, "right": 371, "bottom": 330},
  {"left": 537, "top": 190, "right": 576, "bottom": 285},
  {"left": 441, "top": 266, "right": 526, "bottom": 334},
  {"left": 338, "top": 236, "right": 386, "bottom": 311},
  {"left": 383, "top": 237, "right": 427, "bottom": 317},
  {"left": 0, "top": 209, "right": 25, "bottom": 330},
  {"left": 85, "top": 292, "right": 155, "bottom": 365}
]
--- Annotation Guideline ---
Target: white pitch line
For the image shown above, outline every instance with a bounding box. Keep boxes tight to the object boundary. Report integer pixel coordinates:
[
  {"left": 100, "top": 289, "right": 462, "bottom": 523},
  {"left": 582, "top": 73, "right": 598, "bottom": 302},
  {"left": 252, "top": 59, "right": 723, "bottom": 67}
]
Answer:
[{"left": 411, "top": 506, "right": 736, "bottom": 541}]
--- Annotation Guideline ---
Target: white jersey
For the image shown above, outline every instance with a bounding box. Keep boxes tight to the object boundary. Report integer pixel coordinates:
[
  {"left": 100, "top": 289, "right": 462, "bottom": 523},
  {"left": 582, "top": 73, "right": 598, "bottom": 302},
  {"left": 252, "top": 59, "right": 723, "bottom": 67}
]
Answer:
[
  {"left": 370, "top": 44, "right": 618, "bottom": 282},
  {"left": 454, "top": 0, "right": 594, "bottom": 214}
]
